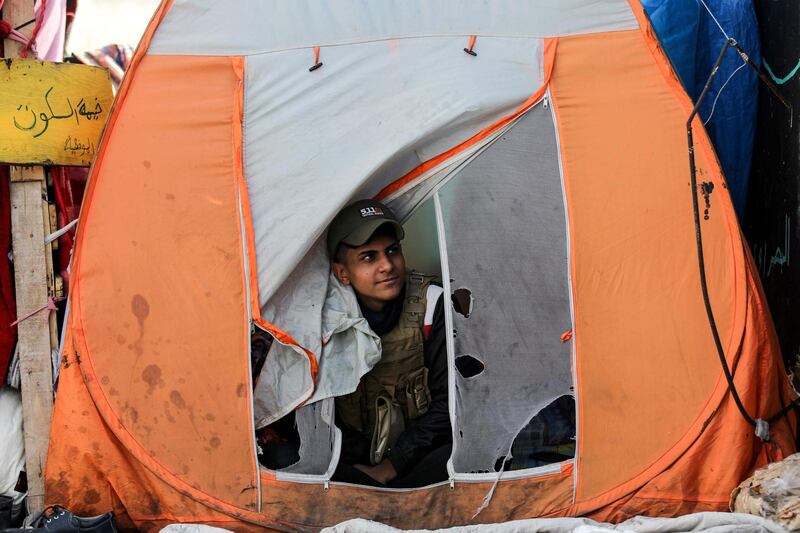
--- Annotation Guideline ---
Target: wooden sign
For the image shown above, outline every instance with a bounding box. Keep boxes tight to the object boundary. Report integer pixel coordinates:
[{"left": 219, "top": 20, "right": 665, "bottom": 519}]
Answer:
[{"left": 0, "top": 59, "right": 113, "bottom": 166}]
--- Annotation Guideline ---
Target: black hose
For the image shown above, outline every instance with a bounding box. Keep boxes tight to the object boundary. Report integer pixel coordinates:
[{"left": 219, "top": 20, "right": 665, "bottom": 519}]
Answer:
[{"left": 686, "top": 39, "right": 799, "bottom": 439}]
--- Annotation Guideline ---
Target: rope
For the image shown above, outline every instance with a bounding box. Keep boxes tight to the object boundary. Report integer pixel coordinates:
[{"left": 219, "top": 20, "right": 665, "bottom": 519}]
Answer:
[
  {"left": 22, "top": 0, "right": 46, "bottom": 58},
  {"left": 45, "top": 218, "right": 78, "bottom": 245},
  {"left": 0, "top": 0, "right": 45, "bottom": 57},
  {"left": 9, "top": 296, "right": 64, "bottom": 327},
  {"left": 697, "top": 0, "right": 731, "bottom": 41},
  {"left": 0, "top": 20, "right": 29, "bottom": 45},
  {"left": 694, "top": 0, "right": 748, "bottom": 127},
  {"left": 703, "top": 61, "right": 747, "bottom": 125},
  {"left": 471, "top": 446, "right": 512, "bottom": 520}
]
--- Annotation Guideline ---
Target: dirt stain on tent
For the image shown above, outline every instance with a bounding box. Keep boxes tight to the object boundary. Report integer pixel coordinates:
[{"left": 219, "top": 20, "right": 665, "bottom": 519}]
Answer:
[
  {"left": 131, "top": 294, "right": 149, "bottom": 330},
  {"left": 145, "top": 496, "right": 161, "bottom": 515},
  {"left": 131, "top": 294, "right": 150, "bottom": 356},
  {"left": 83, "top": 489, "right": 101, "bottom": 505},
  {"left": 141, "top": 364, "right": 163, "bottom": 394},
  {"left": 170, "top": 390, "right": 186, "bottom": 409},
  {"left": 48, "top": 471, "right": 71, "bottom": 505}
]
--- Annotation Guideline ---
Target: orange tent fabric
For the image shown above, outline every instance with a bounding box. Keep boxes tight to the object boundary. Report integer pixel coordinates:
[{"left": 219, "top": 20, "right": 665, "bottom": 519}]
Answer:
[{"left": 45, "top": 1, "right": 795, "bottom": 530}]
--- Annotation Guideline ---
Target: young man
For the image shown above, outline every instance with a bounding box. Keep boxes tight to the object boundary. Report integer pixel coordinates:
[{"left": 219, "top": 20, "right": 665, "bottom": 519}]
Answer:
[{"left": 327, "top": 199, "right": 451, "bottom": 487}]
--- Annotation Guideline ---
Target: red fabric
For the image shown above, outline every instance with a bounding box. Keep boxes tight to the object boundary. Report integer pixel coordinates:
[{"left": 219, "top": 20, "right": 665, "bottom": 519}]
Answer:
[
  {"left": 0, "top": 167, "right": 17, "bottom": 384},
  {"left": 51, "top": 167, "right": 87, "bottom": 290}
]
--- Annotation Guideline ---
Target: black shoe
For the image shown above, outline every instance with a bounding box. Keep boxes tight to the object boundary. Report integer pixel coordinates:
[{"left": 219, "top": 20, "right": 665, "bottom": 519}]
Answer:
[{"left": 1, "top": 505, "right": 117, "bottom": 533}]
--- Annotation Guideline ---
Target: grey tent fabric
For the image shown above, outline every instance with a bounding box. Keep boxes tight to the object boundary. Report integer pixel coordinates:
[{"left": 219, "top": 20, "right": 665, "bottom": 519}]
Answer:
[
  {"left": 149, "top": 0, "right": 637, "bottom": 57},
  {"left": 242, "top": 37, "right": 545, "bottom": 303},
  {"left": 435, "top": 103, "right": 573, "bottom": 474}
]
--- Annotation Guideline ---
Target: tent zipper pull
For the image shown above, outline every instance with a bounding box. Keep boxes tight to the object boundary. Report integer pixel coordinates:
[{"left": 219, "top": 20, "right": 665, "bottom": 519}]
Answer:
[
  {"left": 463, "top": 35, "right": 477, "bottom": 56},
  {"left": 543, "top": 96, "right": 549, "bottom": 110},
  {"left": 309, "top": 46, "right": 323, "bottom": 72}
]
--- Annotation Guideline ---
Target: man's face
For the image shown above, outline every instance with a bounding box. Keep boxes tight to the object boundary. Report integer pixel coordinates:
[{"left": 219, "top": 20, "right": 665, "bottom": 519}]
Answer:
[{"left": 332, "top": 231, "right": 406, "bottom": 312}]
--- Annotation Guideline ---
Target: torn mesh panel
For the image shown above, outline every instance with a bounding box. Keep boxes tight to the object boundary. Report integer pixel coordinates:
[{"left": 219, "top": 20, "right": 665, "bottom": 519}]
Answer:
[
  {"left": 437, "top": 103, "right": 573, "bottom": 473},
  {"left": 281, "top": 398, "right": 337, "bottom": 475}
]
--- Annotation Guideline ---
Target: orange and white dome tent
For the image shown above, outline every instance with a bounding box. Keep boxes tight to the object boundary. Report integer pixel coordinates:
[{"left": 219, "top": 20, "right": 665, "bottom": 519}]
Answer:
[{"left": 46, "top": 0, "right": 796, "bottom": 530}]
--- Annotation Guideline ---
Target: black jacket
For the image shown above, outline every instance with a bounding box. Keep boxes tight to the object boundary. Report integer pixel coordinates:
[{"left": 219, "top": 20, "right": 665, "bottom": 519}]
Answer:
[{"left": 339, "top": 290, "right": 451, "bottom": 476}]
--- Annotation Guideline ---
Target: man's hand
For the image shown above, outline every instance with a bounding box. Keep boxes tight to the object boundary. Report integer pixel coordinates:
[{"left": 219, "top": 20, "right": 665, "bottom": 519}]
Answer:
[{"left": 354, "top": 459, "right": 398, "bottom": 485}]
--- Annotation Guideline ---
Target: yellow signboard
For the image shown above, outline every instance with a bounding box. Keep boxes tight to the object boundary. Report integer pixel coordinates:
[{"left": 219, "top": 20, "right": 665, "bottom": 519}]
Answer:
[{"left": 0, "top": 59, "right": 114, "bottom": 166}]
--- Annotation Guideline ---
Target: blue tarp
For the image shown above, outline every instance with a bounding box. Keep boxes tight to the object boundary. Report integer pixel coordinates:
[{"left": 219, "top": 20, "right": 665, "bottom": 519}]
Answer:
[{"left": 642, "top": 0, "right": 761, "bottom": 219}]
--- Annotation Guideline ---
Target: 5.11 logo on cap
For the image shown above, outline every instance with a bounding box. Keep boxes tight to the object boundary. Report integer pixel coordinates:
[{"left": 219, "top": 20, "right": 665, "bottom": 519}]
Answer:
[{"left": 360, "top": 207, "right": 384, "bottom": 217}]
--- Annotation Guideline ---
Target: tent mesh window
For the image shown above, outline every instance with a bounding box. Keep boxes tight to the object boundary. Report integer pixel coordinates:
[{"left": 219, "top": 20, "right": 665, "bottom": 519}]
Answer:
[
  {"left": 435, "top": 103, "right": 575, "bottom": 474},
  {"left": 283, "top": 398, "right": 337, "bottom": 476}
]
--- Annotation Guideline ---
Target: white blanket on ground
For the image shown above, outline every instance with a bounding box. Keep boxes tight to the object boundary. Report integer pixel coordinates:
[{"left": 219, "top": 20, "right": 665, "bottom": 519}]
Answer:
[
  {"left": 160, "top": 512, "right": 788, "bottom": 533},
  {"left": 319, "top": 512, "right": 789, "bottom": 533}
]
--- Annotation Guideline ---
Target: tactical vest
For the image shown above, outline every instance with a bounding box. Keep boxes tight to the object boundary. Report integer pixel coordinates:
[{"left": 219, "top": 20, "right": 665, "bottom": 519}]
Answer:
[{"left": 336, "top": 272, "right": 435, "bottom": 465}]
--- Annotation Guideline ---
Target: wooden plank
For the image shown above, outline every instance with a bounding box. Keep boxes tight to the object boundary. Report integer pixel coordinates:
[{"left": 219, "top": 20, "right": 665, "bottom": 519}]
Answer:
[
  {"left": 2, "top": 0, "right": 32, "bottom": 59},
  {"left": 9, "top": 176, "right": 53, "bottom": 518},
  {"left": 9, "top": 164, "right": 44, "bottom": 182},
  {"left": 0, "top": 60, "right": 113, "bottom": 166},
  {"left": 4, "top": 0, "right": 56, "bottom": 518}
]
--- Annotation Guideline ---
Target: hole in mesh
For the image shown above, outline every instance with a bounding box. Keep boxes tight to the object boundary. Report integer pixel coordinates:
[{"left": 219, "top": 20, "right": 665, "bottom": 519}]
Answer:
[
  {"left": 455, "top": 355, "right": 484, "bottom": 378},
  {"left": 451, "top": 288, "right": 473, "bottom": 318},
  {"left": 493, "top": 456, "right": 511, "bottom": 472},
  {"left": 506, "top": 394, "right": 576, "bottom": 471}
]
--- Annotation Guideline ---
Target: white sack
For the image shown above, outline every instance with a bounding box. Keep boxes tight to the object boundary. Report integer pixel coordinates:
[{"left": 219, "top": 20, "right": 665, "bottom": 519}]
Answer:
[
  {"left": 732, "top": 452, "right": 800, "bottom": 531},
  {"left": 0, "top": 386, "right": 26, "bottom": 509}
]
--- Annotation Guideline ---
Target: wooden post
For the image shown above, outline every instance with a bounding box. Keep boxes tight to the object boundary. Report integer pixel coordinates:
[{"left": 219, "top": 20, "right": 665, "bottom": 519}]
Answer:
[{"left": 3, "top": 0, "right": 56, "bottom": 518}]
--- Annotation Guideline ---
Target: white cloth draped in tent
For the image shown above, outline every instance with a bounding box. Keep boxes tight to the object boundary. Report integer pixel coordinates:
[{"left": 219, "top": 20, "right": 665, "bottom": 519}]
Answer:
[{"left": 253, "top": 272, "right": 381, "bottom": 428}]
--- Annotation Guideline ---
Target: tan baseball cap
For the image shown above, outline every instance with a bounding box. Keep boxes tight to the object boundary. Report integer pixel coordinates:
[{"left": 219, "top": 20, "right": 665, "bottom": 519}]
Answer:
[{"left": 327, "top": 199, "right": 405, "bottom": 258}]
